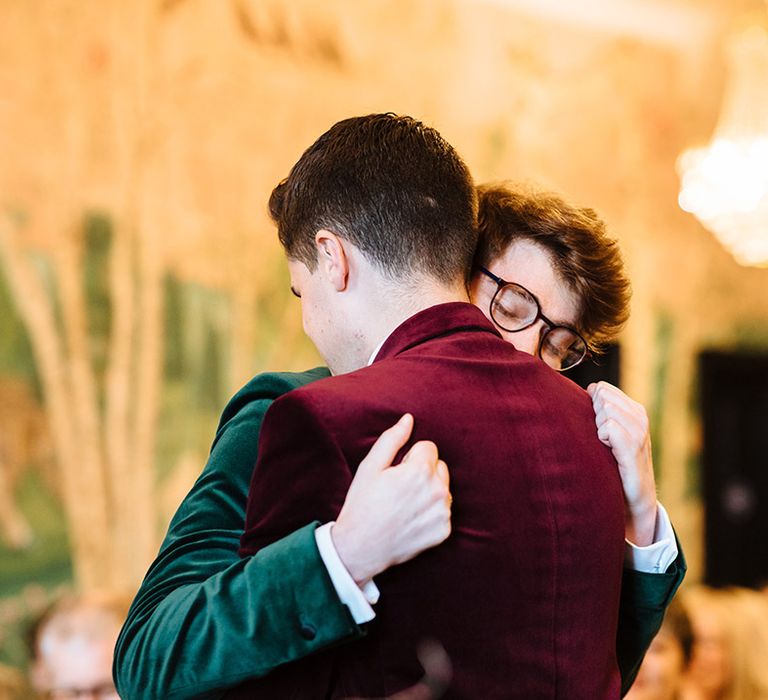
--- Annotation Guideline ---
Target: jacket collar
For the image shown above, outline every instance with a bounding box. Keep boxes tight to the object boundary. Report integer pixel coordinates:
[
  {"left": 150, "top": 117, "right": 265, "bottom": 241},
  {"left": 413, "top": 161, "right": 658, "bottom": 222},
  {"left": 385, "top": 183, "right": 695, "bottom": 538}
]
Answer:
[{"left": 373, "top": 302, "right": 501, "bottom": 363}]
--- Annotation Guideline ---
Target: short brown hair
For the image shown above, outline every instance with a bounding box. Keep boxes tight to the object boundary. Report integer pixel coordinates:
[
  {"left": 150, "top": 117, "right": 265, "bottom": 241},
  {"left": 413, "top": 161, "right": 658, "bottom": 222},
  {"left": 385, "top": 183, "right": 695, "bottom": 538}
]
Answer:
[
  {"left": 269, "top": 113, "right": 478, "bottom": 285},
  {"left": 475, "top": 183, "right": 631, "bottom": 350}
]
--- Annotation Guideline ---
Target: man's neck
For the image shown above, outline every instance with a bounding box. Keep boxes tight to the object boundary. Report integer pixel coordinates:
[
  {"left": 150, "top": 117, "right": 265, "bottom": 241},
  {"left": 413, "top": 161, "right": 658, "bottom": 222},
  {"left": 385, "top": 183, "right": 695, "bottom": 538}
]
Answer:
[
  {"left": 352, "top": 281, "right": 468, "bottom": 371},
  {"left": 372, "top": 289, "right": 467, "bottom": 356}
]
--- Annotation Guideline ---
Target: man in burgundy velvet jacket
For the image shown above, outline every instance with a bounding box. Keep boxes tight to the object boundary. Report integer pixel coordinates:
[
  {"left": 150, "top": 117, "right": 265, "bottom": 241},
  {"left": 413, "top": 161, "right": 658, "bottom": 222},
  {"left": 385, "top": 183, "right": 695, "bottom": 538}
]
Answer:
[{"left": 231, "top": 114, "right": 626, "bottom": 699}]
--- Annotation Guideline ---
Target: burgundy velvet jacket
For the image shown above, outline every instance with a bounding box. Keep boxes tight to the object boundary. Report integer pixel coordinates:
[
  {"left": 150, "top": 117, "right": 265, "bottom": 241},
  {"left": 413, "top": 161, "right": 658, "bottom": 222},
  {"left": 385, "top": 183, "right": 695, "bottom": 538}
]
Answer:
[{"left": 232, "top": 302, "right": 625, "bottom": 699}]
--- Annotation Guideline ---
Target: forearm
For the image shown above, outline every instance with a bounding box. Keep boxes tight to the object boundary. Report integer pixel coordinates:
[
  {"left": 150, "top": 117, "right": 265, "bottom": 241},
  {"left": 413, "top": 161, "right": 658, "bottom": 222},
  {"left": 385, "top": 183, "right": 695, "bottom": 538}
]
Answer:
[
  {"left": 114, "top": 524, "right": 363, "bottom": 700},
  {"left": 114, "top": 369, "right": 342, "bottom": 699}
]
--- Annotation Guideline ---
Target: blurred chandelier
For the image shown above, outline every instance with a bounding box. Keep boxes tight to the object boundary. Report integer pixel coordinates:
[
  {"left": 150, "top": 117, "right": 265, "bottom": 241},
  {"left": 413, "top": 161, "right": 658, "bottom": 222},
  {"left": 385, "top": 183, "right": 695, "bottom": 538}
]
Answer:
[{"left": 677, "top": 22, "right": 768, "bottom": 267}]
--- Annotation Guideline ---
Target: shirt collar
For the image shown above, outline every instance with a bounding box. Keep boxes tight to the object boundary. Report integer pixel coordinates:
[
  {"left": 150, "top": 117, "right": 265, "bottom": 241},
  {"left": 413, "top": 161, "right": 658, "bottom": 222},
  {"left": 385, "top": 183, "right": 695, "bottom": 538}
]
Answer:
[{"left": 367, "top": 338, "right": 386, "bottom": 366}]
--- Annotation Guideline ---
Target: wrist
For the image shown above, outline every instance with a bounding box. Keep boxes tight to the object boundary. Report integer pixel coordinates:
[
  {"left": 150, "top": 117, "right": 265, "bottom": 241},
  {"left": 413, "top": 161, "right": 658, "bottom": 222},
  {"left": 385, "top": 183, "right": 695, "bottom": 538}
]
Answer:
[
  {"left": 331, "top": 522, "right": 376, "bottom": 585},
  {"left": 625, "top": 500, "right": 657, "bottom": 547}
]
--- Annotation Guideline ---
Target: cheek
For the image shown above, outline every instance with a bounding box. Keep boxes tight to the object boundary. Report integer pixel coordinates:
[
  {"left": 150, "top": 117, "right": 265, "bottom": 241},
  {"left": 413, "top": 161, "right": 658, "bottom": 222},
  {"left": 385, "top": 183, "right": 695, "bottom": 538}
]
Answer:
[
  {"left": 300, "top": 299, "right": 311, "bottom": 329},
  {"left": 470, "top": 282, "right": 494, "bottom": 325},
  {"left": 299, "top": 294, "right": 335, "bottom": 355},
  {"left": 298, "top": 298, "right": 311, "bottom": 334},
  {"left": 508, "top": 325, "right": 540, "bottom": 356},
  {"left": 469, "top": 276, "right": 486, "bottom": 307},
  {"left": 298, "top": 296, "right": 320, "bottom": 340}
]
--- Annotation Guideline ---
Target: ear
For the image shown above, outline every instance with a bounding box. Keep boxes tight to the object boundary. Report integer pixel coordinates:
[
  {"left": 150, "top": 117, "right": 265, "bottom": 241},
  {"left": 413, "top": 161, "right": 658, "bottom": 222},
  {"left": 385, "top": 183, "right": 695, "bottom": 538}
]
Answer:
[{"left": 314, "top": 229, "right": 349, "bottom": 292}]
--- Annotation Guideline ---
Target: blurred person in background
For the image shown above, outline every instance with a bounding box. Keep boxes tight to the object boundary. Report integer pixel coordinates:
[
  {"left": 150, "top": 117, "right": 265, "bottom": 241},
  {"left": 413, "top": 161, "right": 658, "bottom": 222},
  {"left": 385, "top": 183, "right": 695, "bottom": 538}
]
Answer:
[
  {"left": 625, "top": 596, "right": 693, "bottom": 700},
  {"left": 681, "top": 586, "right": 768, "bottom": 700},
  {"left": 30, "top": 595, "right": 126, "bottom": 700},
  {"left": 115, "top": 162, "right": 685, "bottom": 697}
]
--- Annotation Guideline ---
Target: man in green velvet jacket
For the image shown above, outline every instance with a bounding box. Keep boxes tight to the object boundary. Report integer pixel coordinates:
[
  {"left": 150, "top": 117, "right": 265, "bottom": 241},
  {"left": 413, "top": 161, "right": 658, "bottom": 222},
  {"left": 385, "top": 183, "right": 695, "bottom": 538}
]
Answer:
[{"left": 114, "top": 366, "right": 685, "bottom": 700}]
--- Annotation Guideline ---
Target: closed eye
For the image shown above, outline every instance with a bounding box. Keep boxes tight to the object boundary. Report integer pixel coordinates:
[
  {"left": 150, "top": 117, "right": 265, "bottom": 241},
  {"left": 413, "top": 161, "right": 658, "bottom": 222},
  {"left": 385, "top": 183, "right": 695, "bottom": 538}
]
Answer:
[{"left": 290, "top": 286, "right": 301, "bottom": 299}]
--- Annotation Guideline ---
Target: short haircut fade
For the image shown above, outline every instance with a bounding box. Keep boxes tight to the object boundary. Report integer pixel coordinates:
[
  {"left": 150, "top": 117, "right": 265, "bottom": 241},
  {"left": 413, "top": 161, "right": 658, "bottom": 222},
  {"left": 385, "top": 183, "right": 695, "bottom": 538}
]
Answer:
[{"left": 269, "top": 113, "right": 478, "bottom": 285}]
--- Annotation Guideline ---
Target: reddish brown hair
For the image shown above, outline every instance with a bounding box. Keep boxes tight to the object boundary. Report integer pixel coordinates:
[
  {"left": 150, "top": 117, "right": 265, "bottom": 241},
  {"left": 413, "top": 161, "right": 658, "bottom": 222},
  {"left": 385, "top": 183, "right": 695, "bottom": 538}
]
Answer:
[{"left": 475, "top": 183, "right": 631, "bottom": 351}]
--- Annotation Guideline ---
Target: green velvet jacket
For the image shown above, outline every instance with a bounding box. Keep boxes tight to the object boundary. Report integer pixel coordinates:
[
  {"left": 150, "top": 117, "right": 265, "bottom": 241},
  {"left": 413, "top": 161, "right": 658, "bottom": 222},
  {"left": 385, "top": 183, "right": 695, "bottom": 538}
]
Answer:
[{"left": 113, "top": 368, "right": 686, "bottom": 700}]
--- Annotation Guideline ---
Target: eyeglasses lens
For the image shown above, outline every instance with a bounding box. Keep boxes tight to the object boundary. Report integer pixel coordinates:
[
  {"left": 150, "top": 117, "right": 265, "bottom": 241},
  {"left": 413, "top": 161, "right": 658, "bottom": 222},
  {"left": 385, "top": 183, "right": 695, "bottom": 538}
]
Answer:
[
  {"left": 491, "top": 284, "right": 538, "bottom": 332},
  {"left": 540, "top": 327, "right": 587, "bottom": 371}
]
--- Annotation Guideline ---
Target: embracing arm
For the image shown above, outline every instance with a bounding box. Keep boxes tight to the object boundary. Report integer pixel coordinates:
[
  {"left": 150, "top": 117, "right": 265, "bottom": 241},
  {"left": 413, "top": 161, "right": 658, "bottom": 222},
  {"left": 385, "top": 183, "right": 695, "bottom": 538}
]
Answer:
[
  {"left": 114, "top": 372, "right": 450, "bottom": 700},
  {"left": 116, "top": 524, "right": 361, "bottom": 700},
  {"left": 113, "top": 371, "right": 364, "bottom": 700},
  {"left": 587, "top": 381, "right": 686, "bottom": 695},
  {"left": 239, "top": 392, "right": 448, "bottom": 577}
]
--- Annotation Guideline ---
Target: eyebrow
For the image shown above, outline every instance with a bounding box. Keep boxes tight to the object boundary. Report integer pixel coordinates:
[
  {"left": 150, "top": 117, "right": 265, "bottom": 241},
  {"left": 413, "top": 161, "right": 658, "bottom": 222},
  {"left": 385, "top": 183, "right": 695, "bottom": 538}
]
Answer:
[{"left": 290, "top": 286, "right": 301, "bottom": 298}]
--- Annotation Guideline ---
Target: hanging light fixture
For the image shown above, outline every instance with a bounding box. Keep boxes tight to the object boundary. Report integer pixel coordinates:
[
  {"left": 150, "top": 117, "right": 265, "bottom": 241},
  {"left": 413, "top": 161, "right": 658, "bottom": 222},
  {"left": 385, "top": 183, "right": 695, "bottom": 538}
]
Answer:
[{"left": 677, "top": 17, "right": 768, "bottom": 268}]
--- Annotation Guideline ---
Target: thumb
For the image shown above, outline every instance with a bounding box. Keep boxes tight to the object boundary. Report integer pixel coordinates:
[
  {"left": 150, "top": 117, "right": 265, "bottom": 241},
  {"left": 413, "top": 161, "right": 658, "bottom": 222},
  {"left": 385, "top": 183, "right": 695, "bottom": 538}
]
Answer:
[{"left": 357, "top": 414, "right": 414, "bottom": 477}]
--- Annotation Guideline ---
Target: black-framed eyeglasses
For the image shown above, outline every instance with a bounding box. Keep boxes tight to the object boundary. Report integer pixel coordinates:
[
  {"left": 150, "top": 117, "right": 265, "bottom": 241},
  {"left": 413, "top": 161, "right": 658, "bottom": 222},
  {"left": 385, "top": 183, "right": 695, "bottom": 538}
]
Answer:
[{"left": 477, "top": 266, "right": 590, "bottom": 371}]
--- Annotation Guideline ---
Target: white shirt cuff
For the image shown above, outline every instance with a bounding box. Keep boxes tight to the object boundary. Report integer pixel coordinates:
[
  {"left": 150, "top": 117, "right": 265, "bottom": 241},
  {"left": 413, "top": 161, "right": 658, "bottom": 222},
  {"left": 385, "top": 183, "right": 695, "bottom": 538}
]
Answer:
[
  {"left": 314, "top": 522, "right": 380, "bottom": 624},
  {"left": 624, "top": 501, "right": 678, "bottom": 573}
]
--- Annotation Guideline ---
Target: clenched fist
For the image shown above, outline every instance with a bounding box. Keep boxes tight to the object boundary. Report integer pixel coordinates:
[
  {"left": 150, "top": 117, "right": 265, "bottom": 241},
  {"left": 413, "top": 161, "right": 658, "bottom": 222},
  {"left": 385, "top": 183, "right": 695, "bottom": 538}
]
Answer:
[{"left": 332, "top": 414, "right": 452, "bottom": 585}]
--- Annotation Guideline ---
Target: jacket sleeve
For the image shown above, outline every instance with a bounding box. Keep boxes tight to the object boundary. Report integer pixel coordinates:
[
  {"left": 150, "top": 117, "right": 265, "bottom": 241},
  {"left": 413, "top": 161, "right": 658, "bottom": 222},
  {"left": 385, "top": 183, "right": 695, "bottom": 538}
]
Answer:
[
  {"left": 113, "top": 372, "right": 363, "bottom": 700},
  {"left": 617, "top": 535, "right": 687, "bottom": 696}
]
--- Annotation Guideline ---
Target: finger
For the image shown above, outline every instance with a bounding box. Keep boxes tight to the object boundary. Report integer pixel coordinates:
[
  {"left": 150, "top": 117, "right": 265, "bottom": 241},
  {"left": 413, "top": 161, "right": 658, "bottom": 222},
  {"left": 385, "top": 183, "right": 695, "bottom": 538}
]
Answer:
[
  {"left": 597, "top": 418, "right": 640, "bottom": 460},
  {"left": 588, "top": 384, "right": 610, "bottom": 414},
  {"left": 358, "top": 414, "right": 414, "bottom": 476},
  {"left": 417, "top": 639, "right": 453, "bottom": 691},
  {"left": 436, "top": 459, "right": 450, "bottom": 489},
  {"left": 597, "top": 403, "right": 646, "bottom": 433},
  {"left": 596, "top": 420, "right": 612, "bottom": 446},
  {"left": 587, "top": 380, "right": 613, "bottom": 395},
  {"left": 594, "top": 404, "right": 630, "bottom": 432},
  {"left": 594, "top": 395, "right": 647, "bottom": 428},
  {"left": 401, "top": 440, "right": 439, "bottom": 468},
  {"left": 592, "top": 382, "right": 645, "bottom": 418}
]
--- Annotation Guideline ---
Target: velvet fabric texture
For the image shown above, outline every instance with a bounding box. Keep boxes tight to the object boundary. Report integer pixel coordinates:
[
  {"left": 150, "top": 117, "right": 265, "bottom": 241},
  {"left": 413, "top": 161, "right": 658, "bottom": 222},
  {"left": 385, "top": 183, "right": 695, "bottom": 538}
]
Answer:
[
  {"left": 234, "top": 302, "right": 626, "bottom": 699},
  {"left": 114, "top": 359, "right": 684, "bottom": 699}
]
